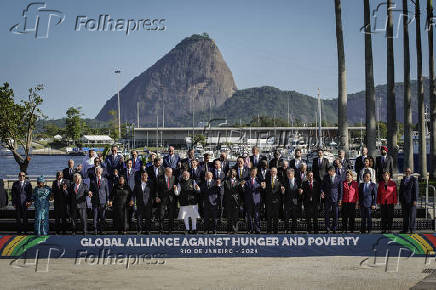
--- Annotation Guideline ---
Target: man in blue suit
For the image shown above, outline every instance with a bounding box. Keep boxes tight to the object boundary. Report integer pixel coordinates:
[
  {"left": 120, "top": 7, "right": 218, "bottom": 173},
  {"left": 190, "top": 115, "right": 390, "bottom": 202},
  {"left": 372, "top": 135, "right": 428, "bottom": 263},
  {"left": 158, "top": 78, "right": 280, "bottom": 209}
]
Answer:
[
  {"left": 11, "top": 172, "right": 33, "bottom": 234},
  {"left": 241, "top": 168, "right": 263, "bottom": 234},
  {"left": 130, "top": 150, "right": 142, "bottom": 172},
  {"left": 90, "top": 167, "right": 110, "bottom": 234},
  {"left": 321, "top": 166, "right": 343, "bottom": 233},
  {"left": 358, "top": 172, "right": 377, "bottom": 233},
  {"left": 399, "top": 168, "right": 418, "bottom": 233},
  {"left": 105, "top": 145, "right": 122, "bottom": 175},
  {"left": 163, "top": 146, "right": 180, "bottom": 170},
  {"left": 235, "top": 157, "right": 249, "bottom": 181}
]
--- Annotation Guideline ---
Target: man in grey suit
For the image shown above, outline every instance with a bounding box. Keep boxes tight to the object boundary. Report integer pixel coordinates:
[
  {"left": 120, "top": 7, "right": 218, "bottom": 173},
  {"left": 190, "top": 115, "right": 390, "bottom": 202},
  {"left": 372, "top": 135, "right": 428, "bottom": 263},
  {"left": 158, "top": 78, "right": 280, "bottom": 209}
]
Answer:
[
  {"left": 399, "top": 168, "right": 418, "bottom": 233},
  {"left": 69, "top": 173, "right": 92, "bottom": 234},
  {"left": 90, "top": 168, "right": 110, "bottom": 234}
]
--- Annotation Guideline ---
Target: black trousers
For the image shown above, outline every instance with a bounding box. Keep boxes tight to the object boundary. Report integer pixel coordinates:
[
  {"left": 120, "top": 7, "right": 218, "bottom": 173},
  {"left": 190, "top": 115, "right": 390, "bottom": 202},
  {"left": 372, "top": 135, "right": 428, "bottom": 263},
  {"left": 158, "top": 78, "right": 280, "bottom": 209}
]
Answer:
[
  {"left": 380, "top": 204, "right": 394, "bottom": 232},
  {"left": 283, "top": 203, "right": 297, "bottom": 232},
  {"left": 54, "top": 213, "right": 68, "bottom": 233},
  {"left": 93, "top": 205, "right": 106, "bottom": 232},
  {"left": 402, "top": 203, "right": 416, "bottom": 232},
  {"left": 71, "top": 208, "right": 87, "bottom": 233},
  {"left": 341, "top": 202, "right": 356, "bottom": 232},
  {"left": 204, "top": 205, "right": 218, "bottom": 232},
  {"left": 137, "top": 204, "right": 152, "bottom": 233},
  {"left": 15, "top": 205, "right": 28, "bottom": 234},
  {"left": 360, "top": 206, "right": 373, "bottom": 233},
  {"left": 225, "top": 206, "right": 240, "bottom": 233},
  {"left": 304, "top": 203, "right": 319, "bottom": 232},
  {"left": 245, "top": 204, "right": 261, "bottom": 233},
  {"left": 156, "top": 200, "right": 176, "bottom": 232}
]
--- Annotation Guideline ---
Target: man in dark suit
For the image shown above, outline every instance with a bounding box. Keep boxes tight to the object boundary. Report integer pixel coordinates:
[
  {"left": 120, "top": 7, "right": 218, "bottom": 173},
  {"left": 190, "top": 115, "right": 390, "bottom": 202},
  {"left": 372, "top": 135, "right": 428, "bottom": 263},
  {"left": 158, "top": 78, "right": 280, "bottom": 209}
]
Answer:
[
  {"left": 262, "top": 168, "right": 284, "bottom": 234},
  {"left": 399, "top": 168, "right": 418, "bottom": 233},
  {"left": 134, "top": 164, "right": 147, "bottom": 186},
  {"left": 87, "top": 157, "right": 107, "bottom": 183},
  {"left": 105, "top": 145, "right": 122, "bottom": 175},
  {"left": 200, "top": 172, "right": 224, "bottom": 234},
  {"left": 200, "top": 153, "right": 214, "bottom": 176},
  {"left": 11, "top": 172, "right": 32, "bottom": 234},
  {"left": 223, "top": 168, "right": 242, "bottom": 233},
  {"left": 122, "top": 159, "right": 137, "bottom": 227},
  {"left": 216, "top": 151, "right": 230, "bottom": 175},
  {"left": 89, "top": 167, "right": 110, "bottom": 234},
  {"left": 212, "top": 159, "right": 226, "bottom": 181},
  {"left": 376, "top": 146, "right": 394, "bottom": 182},
  {"left": 295, "top": 162, "right": 308, "bottom": 220},
  {"left": 163, "top": 146, "right": 180, "bottom": 170},
  {"left": 257, "top": 160, "right": 270, "bottom": 182},
  {"left": 69, "top": 173, "right": 92, "bottom": 234},
  {"left": 147, "top": 157, "right": 165, "bottom": 192},
  {"left": 301, "top": 171, "right": 321, "bottom": 233},
  {"left": 189, "top": 159, "right": 202, "bottom": 183},
  {"left": 250, "top": 146, "right": 266, "bottom": 169},
  {"left": 269, "top": 150, "right": 283, "bottom": 169},
  {"left": 290, "top": 148, "right": 304, "bottom": 170},
  {"left": 235, "top": 157, "right": 249, "bottom": 181},
  {"left": 156, "top": 168, "right": 178, "bottom": 233},
  {"left": 241, "top": 168, "right": 263, "bottom": 234},
  {"left": 63, "top": 159, "right": 76, "bottom": 181},
  {"left": 51, "top": 171, "right": 70, "bottom": 234},
  {"left": 337, "top": 150, "right": 351, "bottom": 170},
  {"left": 334, "top": 158, "right": 347, "bottom": 182},
  {"left": 130, "top": 150, "right": 142, "bottom": 172},
  {"left": 358, "top": 172, "right": 377, "bottom": 233},
  {"left": 312, "top": 148, "right": 329, "bottom": 182},
  {"left": 278, "top": 160, "right": 290, "bottom": 184},
  {"left": 181, "top": 149, "right": 195, "bottom": 171},
  {"left": 282, "top": 168, "right": 300, "bottom": 233},
  {"left": 355, "top": 147, "right": 370, "bottom": 182},
  {"left": 131, "top": 172, "right": 153, "bottom": 234},
  {"left": 321, "top": 166, "right": 343, "bottom": 233}
]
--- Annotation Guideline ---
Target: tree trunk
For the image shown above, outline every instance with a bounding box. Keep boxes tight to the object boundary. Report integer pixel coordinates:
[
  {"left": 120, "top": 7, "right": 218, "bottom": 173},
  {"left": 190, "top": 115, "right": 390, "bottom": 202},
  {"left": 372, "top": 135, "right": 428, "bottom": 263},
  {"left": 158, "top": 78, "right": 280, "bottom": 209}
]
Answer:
[
  {"left": 403, "top": 0, "right": 413, "bottom": 171},
  {"left": 416, "top": 0, "right": 428, "bottom": 178},
  {"left": 429, "top": 0, "right": 436, "bottom": 178},
  {"left": 387, "top": 0, "right": 398, "bottom": 172},
  {"left": 363, "top": 0, "right": 377, "bottom": 157},
  {"left": 334, "top": 0, "right": 349, "bottom": 152}
]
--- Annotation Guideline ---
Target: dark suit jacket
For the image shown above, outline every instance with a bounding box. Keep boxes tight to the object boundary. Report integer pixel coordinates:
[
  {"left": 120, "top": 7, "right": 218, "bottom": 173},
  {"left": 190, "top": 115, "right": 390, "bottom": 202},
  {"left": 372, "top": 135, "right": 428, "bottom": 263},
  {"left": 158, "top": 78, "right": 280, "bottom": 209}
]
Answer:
[
  {"left": 355, "top": 155, "right": 371, "bottom": 179},
  {"left": 132, "top": 182, "right": 153, "bottom": 208},
  {"left": 375, "top": 155, "right": 394, "bottom": 182},
  {"left": 399, "top": 176, "right": 418, "bottom": 204},
  {"left": 358, "top": 182, "right": 377, "bottom": 208},
  {"left": 301, "top": 179, "right": 321, "bottom": 206},
  {"left": 51, "top": 179, "right": 70, "bottom": 213},
  {"left": 289, "top": 158, "right": 304, "bottom": 170},
  {"left": 312, "top": 157, "right": 330, "bottom": 182},
  {"left": 89, "top": 177, "right": 110, "bottom": 206},
  {"left": 322, "top": 174, "right": 343, "bottom": 203},
  {"left": 157, "top": 175, "right": 177, "bottom": 204},
  {"left": 87, "top": 167, "right": 108, "bottom": 183},
  {"left": 62, "top": 167, "right": 75, "bottom": 181},
  {"left": 257, "top": 168, "right": 270, "bottom": 182},
  {"left": 283, "top": 177, "right": 300, "bottom": 207},
  {"left": 189, "top": 167, "right": 202, "bottom": 183},
  {"left": 121, "top": 167, "right": 136, "bottom": 191},
  {"left": 269, "top": 158, "right": 283, "bottom": 169},
  {"left": 263, "top": 177, "right": 282, "bottom": 210},
  {"left": 241, "top": 176, "right": 262, "bottom": 207},
  {"left": 11, "top": 180, "right": 32, "bottom": 207},
  {"left": 235, "top": 166, "right": 249, "bottom": 181},
  {"left": 250, "top": 155, "right": 266, "bottom": 169},
  {"left": 69, "top": 182, "right": 90, "bottom": 209},
  {"left": 200, "top": 179, "right": 223, "bottom": 208},
  {"left": 212, "top": 168, "right": 226, "bottom": 180},
  {"left": 163, "top": 154, "right": 180, "bottom": 169}
]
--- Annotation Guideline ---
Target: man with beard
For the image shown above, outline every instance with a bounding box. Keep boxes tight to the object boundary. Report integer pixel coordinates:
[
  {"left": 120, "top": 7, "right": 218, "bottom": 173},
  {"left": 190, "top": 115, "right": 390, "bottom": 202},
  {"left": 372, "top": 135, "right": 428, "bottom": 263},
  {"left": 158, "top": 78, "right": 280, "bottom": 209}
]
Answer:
[
  {"left": 175, "top": 171, "right": 201, "bottom": 234},
  {"left": 376, "top": 146, "right": 394, "bottom": 182}
]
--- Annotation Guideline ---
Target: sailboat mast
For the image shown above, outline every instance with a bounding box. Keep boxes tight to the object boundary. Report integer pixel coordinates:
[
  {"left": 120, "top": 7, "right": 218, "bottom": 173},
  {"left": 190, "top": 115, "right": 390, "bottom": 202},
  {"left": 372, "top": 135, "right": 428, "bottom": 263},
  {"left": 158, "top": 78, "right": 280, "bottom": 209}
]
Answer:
[{"left": 318, "top": 88, "right": 323, "bottom": 147}]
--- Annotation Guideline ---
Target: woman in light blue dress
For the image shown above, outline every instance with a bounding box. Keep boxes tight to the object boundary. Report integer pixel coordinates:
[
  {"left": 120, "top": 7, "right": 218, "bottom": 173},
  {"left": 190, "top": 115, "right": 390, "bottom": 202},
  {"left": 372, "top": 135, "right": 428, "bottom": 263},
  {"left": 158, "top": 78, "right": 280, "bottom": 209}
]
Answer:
[{"left": 32, "top": 176, "right": 51, "bottom": 236}]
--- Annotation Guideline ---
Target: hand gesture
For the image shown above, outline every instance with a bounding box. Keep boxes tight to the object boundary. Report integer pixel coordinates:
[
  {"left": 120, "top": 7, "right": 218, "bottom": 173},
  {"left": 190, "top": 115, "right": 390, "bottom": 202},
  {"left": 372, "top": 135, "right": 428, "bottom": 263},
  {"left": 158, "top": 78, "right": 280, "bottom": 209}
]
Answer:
[
  {"left": 108, "top": 201, "right": 113, "bottom": 207},
  {"left": 298, "top": 188, "right": 303, "bottom": 195},
  {"left": 355, "top": 203, "right": 359, "bottom": 209},
  {"left": 321, "top": 192, "right": 325, "bottom": 199},
  {"left": 371, "top": 205, "right": 375, "bottom": 210},
  {"left": 338, "top": 200, "right": 342, "bottom": 207},
  {"left": 156, "top": 197, "right": 161, "bottom": 203},
  {"left": 129, "top": 200, "right": 134, "bottom": 207},
  {"left": 217, "top": 179, "right": 221, "bottom": 186},
  {"left": 261, "top": 182, "right": 266, "bottom": 189},
  {"left": 240, "top": 180, "right": 246, "bottom": 186},
  {"left": 173, "top": 185, "right": 177, "bottom": 191},
  {"left": 88, "top": 191, "right": 93, "bottom": 197},
  {"left": 195, "top": 184, "right": 200, "bottom": 191},
  {"left": 25, "top": 202, "right": 31, "bottom": 208},
  {"left": 281, "top": 185, "right": 285, "bottom": 193}
]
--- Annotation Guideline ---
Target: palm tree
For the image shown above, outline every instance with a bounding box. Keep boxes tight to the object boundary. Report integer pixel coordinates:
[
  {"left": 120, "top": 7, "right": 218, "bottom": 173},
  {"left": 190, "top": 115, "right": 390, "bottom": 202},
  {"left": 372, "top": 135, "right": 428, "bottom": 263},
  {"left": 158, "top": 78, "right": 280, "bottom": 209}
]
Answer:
[
  {"left": 428, "top": 0, "right": 436, "bottom": 178},
  {"left": 403, "top": 0, "right": 413, "bottom": 170},
  {"left": 363, "top": 0, "right": 377, "bottom": 158},
  {"left": 334, "top": 0, "right": 348, "bottom": 152},
  {"left": 415, "top": 0, "right": 427, "bottom": 178},
  {"left": 387, "top": 0, "right": 398, "bottom": 172}
]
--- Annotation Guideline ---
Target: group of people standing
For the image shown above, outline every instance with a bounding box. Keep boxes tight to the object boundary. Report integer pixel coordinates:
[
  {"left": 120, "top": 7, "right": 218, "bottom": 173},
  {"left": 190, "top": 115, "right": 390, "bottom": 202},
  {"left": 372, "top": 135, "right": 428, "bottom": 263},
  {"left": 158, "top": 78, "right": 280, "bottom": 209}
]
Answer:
[{"left": 10, "top": 144, "right": 419, "bottom": 236}]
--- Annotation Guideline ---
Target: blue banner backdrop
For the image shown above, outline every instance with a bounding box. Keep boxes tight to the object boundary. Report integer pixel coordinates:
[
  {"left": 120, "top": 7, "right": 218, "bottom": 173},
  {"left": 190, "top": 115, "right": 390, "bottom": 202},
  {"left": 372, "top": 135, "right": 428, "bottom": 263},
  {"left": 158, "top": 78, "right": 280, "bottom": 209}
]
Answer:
[{"left": 1, "top": 234, "right": 435, "bottom": 259}]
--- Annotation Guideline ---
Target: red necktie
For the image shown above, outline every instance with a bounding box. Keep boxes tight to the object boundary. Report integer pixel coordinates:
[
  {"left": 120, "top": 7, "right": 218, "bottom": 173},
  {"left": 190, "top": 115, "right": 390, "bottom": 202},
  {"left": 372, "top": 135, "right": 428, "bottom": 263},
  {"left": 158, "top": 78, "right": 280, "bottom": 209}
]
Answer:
[
  {"left": 133, "top": 160, "right": 136, "bottom": 168},
  {"left": 167, "top": 178, "right": 170, "bottom": 190},
  {"left": 98, "top": 178, "right": 101, "bottom": 188},
  {"left": 310, "top": 182, "right": 313, "bottom": 190},
  {"left": 75, "top": 184, "right": 79, "bottom": 194}
]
